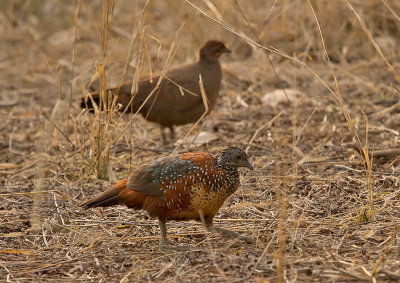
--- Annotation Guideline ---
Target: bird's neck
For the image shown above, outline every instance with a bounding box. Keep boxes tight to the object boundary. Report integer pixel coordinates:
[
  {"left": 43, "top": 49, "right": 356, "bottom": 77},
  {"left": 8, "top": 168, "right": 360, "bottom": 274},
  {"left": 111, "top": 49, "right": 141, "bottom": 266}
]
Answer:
[
  {"left": 215, "top": 158, "right": 240, "bottom": 188},
  {"left": 198, "top": 56, "right": 220, "bottom": 65}
]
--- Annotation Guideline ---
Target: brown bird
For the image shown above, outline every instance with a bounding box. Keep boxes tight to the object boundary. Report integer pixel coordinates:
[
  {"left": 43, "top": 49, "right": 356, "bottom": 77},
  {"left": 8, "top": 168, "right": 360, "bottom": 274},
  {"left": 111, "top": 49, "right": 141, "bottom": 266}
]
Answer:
[
  {"left": 81, "top": 40, "right": 231, "bottom": 144},
  {"left": 81, "top": 147, "right": 253, "bottom": 246}
]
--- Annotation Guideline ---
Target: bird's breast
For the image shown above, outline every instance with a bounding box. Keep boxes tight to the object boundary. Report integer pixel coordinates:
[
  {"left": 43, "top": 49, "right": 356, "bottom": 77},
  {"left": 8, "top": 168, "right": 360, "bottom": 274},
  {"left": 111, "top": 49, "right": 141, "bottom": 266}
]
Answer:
[{"left": 164, "top": 182, "right": 236, "bottom": 221}]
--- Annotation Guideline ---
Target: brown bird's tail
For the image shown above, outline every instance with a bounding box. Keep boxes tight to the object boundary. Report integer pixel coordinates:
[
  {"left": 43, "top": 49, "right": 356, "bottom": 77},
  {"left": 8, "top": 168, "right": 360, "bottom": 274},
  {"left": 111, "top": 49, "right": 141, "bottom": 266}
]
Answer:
[
  {"left": 81, "top": 87, "right": 139, "bottom": 114},
  {"left": 80, "top": 91, "right": 101, "bottom": 113},
  {"left": 81, "top": 178, "right": 129, "bottom": 209}
]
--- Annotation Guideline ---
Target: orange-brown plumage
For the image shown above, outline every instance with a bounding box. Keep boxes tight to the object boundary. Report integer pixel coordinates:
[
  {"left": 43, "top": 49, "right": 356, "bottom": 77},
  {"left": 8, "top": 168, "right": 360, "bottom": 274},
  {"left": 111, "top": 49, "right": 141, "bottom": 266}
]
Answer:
[{"left": 81, "top": 147, "right": 253, "bottom": 246}]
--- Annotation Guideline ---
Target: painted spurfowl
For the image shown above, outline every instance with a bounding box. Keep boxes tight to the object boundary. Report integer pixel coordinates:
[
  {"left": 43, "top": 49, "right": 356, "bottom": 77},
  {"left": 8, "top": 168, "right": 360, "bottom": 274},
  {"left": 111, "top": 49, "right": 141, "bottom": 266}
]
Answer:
[
  {"left": 81, "top": 40, "right": 231, "bottom": 144},
  {"left": 81, "top": 147, "right": 253, "bottom": 246}
]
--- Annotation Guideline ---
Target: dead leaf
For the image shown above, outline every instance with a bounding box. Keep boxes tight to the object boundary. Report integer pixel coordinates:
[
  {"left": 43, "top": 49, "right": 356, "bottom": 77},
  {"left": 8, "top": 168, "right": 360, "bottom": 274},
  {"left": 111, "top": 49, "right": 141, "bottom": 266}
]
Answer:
[
  {"left": 262, "top": 88, "right": 304, "bottom": 107},
  {"left": 179, "top": 131, "right": 218, "bottom": 145}
]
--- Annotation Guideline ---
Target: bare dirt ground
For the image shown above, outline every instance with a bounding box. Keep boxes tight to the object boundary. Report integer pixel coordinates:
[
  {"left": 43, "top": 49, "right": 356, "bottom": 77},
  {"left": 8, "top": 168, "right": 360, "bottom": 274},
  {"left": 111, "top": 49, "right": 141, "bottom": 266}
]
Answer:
[{"left": 1, "top": 1, "right": 400, "bottom": 282}]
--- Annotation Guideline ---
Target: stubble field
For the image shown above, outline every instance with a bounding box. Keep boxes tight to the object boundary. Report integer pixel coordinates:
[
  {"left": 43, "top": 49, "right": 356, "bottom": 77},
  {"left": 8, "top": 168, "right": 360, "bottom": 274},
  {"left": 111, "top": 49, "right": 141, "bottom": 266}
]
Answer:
[{"left": 1, "top": 1, "right": 400, "bottom": 282}]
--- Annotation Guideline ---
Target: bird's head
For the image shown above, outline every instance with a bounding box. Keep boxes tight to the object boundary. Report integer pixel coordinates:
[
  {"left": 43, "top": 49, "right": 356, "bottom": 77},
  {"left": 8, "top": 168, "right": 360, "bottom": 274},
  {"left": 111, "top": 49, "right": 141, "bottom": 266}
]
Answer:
[
  {"left": 217, "top": 147, "right": 253, "bottom": 170},
  {"left": 200, "top": 40, "right": 231, "bottom": 61}
]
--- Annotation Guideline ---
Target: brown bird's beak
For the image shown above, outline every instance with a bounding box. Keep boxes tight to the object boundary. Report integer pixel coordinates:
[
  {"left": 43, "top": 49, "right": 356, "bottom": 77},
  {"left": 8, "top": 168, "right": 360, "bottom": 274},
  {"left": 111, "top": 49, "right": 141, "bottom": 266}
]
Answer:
[
  {"left": 224, "top": 47, "right": 232, "bottom": 54},
  {"left": 247, "top": 161, "right": 254, "bottom": 170}
]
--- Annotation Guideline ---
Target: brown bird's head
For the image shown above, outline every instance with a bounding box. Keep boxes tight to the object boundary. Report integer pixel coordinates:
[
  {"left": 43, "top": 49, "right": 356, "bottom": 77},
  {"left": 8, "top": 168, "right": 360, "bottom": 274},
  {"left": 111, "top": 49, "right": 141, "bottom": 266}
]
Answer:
[
  {"left": 200, "top": 40, "right": 231, "bottom": 62},
  {"left": 216, "top": 147, "right": 253, "bottom": 170}
]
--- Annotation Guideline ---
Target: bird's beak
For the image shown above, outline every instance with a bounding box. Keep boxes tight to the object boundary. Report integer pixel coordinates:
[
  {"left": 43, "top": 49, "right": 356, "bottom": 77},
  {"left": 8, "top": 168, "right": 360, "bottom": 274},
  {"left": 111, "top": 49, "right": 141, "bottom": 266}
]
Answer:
[
  {"left": 247, "top": 162, "right": 254, "bottom": 170},
  {"left": 224, "top": 47, "right": 232, "bottom": 54}
]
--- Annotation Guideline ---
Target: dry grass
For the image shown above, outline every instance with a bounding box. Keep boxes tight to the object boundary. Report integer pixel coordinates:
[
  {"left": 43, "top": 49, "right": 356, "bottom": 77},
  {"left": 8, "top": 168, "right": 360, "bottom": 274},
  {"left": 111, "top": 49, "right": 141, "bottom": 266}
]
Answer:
[{"left": 1, "top": 0, "right": 400, "bottom": 281}]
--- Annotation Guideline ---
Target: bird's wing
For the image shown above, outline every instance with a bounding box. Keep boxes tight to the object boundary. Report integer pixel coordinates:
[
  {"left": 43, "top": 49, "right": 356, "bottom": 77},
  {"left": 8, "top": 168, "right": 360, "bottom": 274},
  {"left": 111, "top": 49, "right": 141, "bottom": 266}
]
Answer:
[
  {"left": 126, "top": 152, "right": 214, "bottom": 199},
  {"left": 133, "top": 64, "right": 205, "bottom": 112}
]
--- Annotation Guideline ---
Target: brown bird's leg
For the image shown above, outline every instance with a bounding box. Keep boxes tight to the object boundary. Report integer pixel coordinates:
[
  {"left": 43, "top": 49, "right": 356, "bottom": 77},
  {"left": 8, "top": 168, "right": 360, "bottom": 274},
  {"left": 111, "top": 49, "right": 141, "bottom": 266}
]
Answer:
[
  {"left": 169, "top": 126, "right": 175, "bottom": 141},
  {"left": 158, "top": 218, "right": 169, "bottom": 247},
  {"left": 160, "top": 126, "right": 175, "bottom": 145},
  {"left": 205, "top": 217, "right": 253, "bottom": 243},
  {"left": 160, "top": 126, "right": 168, "bottom": 145}
]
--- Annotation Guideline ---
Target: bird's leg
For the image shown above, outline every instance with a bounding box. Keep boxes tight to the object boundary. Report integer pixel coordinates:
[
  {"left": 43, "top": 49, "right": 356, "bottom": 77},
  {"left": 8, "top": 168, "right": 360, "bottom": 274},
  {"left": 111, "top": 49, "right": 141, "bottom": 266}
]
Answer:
[
  {"left": 158, "top": 218, "right": 169, "bottom": 247},
  {"left": 169, "top": 126, "right": 175, "bottom": 141},
  {"left": 204, "top": 217, "right": 253, "bottom": 243},
  {"left": 160, "top": 126, "right": 168, "bottom": 145},
  {"left": 160, "top": 126, "right": 175, "bottom": 145}
]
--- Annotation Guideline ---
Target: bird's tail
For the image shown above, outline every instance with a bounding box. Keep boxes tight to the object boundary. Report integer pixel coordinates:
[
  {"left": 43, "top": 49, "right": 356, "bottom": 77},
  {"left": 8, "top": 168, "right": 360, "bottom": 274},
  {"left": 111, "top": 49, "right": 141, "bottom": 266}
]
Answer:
[
  {"left": 80, "top": 91, "right": 101, "bottom": 113},
  {"left": 80, "top": 86, "right": 122, "bottom": 113},
  {"left": 81, "top": 87, "right": 138, "bottom": 114},
  {"left": 81, "top": 178, "right": 129, "bottom": 209}
]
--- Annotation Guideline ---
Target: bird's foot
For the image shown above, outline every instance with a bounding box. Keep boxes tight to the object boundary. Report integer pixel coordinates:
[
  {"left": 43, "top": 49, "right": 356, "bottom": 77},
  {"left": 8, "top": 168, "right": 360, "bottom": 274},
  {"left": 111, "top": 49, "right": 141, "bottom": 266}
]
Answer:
[
  {"left": 160, "top": 243, "right": 188, "bottom": 252},
  {"left": 207, "top": 226, "right": 253, "bottom": 243}
]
